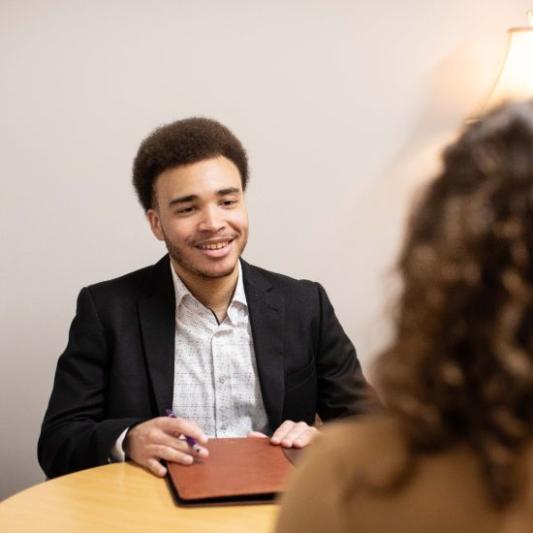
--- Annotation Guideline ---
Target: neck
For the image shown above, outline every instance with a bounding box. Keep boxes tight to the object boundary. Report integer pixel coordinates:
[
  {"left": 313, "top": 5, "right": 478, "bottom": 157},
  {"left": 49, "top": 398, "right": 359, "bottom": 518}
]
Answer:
[{"left": 171, "top": 259, "right": 239, "bottom": 315}]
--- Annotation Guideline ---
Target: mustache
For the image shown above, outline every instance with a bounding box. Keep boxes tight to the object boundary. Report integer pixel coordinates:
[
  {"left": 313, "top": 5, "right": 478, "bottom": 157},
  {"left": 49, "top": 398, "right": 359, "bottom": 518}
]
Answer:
[{"left": 191, "top": 234, "right": 239, "bottom": 246}]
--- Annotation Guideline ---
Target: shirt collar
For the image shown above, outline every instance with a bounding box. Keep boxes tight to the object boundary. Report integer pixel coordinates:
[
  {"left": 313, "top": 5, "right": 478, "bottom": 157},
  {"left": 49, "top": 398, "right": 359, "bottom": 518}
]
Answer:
[
  {"left": 170, "top": 263, "right": 192, "bottom": 308},
  {"left": 170, "top": 260, "right": 248, "bottom": 310},
  {"left": 232, "top": 261, "right": 247, "bottom": 307}
]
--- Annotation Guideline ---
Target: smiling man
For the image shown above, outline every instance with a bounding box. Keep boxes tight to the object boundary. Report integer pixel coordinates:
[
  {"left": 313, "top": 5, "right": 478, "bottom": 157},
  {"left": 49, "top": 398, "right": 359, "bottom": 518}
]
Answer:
[{"left": 38, "top": 118, "right": 371, "bottom": 479}]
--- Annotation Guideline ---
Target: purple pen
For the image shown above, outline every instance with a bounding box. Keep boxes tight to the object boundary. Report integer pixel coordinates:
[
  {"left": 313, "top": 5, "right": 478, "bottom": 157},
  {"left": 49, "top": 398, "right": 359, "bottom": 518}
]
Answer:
[{"left": 165, "top": 409, "right": 202, "bottom": 453}]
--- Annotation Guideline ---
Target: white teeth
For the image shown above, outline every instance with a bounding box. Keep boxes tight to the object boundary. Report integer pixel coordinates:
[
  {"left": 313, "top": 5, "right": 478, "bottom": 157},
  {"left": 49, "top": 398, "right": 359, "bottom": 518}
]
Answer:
[{"left": 198, "top": 241, "right": 228, "bottom": 250}]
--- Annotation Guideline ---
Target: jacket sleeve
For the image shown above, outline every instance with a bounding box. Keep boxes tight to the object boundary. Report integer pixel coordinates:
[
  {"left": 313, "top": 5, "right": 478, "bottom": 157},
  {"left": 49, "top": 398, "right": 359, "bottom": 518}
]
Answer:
[
  {"left": 315, "top": 283, "right": 377, "bottom": 421},
  {"left": 38, "top": 288, "right": 144, "bottom": 478}
]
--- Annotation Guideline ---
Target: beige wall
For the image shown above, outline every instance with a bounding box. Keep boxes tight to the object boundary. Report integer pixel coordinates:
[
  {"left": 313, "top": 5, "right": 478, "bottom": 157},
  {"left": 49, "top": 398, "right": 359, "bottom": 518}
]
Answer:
[{"left": 1, "top": 0, "right": 530, "bottom": 499}]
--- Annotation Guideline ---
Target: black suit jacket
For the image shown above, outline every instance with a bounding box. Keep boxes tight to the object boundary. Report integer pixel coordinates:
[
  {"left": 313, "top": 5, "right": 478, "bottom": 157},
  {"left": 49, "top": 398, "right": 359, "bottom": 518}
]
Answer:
[{"left": 38, "top": 256, "right": 369, "bottom": 478}]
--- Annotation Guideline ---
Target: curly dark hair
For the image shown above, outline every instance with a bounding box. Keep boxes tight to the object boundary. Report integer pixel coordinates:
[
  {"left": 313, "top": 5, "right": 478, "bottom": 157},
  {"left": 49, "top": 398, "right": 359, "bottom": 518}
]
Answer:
[
  {"left": 132, "top": 117, "right": 249, "bottom": 211},
  {"left": 375, "top": 101, "right": 533, "bottom": 507}
]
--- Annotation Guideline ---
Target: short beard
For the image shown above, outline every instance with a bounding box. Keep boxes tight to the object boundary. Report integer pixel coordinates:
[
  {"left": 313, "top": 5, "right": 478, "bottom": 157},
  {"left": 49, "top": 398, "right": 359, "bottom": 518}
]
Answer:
[{"left": 163, "top": 235, "right": 247, "bottom": 280}]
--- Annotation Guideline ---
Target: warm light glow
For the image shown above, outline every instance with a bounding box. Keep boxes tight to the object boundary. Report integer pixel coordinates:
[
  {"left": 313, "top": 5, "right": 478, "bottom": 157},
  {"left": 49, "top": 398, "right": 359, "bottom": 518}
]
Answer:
[{"left": 481, "top": 14, "right": 533, "bottom": 113}]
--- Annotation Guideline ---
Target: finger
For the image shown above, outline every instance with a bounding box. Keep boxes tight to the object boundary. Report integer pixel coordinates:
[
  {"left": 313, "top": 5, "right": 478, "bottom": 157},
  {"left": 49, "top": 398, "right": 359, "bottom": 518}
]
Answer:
[
  {"left": 158, "top": 434, "right": 210, "bottom": 458},
  {"left": 291, "top": 426, "right": 319, "bottom": 448},
  {"left": 159, "top": 417, "right": 208, "bottom": 444},
  {"left": 146, "top": 458, "right": 167, "bottom": 477},
  {"left": 247, "top": 431, "right": 268, "bottom": 439},
  {"left": 270, "top": 420, "right": 296, "bottom": 444},
  {"left": 155, "top": 444, "right": 196, "bottom": 465},
  {"left": 278, "top": 422, "right": 314, "bottom": 447}
]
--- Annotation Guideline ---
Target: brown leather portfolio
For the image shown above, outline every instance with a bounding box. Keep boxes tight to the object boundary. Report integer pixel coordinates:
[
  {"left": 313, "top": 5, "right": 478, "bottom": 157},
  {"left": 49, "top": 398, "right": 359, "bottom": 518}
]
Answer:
[{"left": 166, "top": 437, "right": 298, "bottom": 504}]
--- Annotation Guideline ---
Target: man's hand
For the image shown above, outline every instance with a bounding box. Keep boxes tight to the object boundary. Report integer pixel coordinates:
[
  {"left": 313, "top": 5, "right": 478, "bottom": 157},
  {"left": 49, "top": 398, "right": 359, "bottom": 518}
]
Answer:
[
  {"left": 124, "top": 416, "right": 209, "bottom": 477},
  {"left": 248, "top": 420, "right": 319, "bottom": 448}
]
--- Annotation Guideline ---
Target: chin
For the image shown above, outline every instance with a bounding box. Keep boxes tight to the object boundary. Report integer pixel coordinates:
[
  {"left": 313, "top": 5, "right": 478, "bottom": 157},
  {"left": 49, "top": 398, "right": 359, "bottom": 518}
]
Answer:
[
  {"left": 169, "top": 246, "right": 242, "bottom": 280},
  {"left": 200, "top": 263, "right": 238, "bottom": 279},
  {"left": 194, "top": 270, "right": 232, "bottom": 280}
]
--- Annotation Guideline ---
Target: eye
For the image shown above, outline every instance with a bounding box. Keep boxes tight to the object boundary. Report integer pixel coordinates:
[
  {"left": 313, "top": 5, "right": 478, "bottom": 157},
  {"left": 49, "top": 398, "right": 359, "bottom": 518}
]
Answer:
[
  {"left": 175, "top": 206, "right": 196, "bottom": 215},
  {"left": 221, "top": 199, "right": 238, "bottom": 207}
]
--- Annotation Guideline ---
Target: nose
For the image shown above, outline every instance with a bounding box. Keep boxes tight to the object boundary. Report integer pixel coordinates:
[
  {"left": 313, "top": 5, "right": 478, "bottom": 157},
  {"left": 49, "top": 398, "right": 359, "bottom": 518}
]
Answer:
[{"left": 198, "top": 205, "right": 225, "bottom": 232}]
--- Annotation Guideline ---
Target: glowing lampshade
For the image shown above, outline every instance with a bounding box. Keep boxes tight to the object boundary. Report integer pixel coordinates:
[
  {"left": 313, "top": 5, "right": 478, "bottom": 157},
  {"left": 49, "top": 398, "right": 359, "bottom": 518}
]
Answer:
[{"left": 483, "top": 12, "right": 533, "bottom": 111}]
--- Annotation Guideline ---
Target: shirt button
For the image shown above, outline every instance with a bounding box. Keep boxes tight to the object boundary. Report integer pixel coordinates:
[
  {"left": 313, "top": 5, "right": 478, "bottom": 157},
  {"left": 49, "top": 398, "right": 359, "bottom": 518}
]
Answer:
[{"left": 219, "top": 377, "right": 226, "bottom": 384}]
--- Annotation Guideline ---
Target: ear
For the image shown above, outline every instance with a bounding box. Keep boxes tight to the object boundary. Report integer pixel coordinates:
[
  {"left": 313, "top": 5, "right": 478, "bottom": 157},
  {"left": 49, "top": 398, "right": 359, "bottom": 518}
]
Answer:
[{"left": 146, "top": 209, "right": 165, "bottom": 241}]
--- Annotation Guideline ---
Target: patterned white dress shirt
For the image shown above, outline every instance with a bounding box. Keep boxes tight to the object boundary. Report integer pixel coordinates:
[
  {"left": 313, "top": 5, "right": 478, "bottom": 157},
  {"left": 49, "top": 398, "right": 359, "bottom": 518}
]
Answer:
[{"left": 170, "top": 262, "right": 269, "bottom": 437}]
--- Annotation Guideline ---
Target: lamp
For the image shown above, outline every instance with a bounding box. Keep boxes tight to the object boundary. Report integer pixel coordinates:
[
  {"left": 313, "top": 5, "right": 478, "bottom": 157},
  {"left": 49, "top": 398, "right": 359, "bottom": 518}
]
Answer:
[{"left": 480, "top": 11, "right": 533, "bottom": 113}]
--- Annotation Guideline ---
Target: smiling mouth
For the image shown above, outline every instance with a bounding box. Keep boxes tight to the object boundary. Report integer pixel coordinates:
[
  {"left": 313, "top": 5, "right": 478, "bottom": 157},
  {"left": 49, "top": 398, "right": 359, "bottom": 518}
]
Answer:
[{"left": 195, "top": 239, "right": 234, "bottom": 251}]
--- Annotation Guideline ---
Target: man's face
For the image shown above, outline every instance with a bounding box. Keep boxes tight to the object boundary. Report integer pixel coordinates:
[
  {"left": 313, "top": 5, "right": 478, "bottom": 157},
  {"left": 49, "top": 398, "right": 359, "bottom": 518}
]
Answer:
[{"left": 147, "top": 156, "right": 248, "bottom": 281}]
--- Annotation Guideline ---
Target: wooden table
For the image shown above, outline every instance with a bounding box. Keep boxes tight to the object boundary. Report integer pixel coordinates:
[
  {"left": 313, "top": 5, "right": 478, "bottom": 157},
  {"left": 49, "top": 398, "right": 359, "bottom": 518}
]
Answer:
[{"left": 0, "top": 463, "right": 280, "bottom": 532}]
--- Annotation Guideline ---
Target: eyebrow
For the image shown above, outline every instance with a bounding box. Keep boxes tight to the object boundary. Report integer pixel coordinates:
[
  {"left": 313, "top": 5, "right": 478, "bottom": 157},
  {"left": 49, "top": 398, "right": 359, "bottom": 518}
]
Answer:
[
  {"left": 168, "top": 187, "right": 241, "bottom": 207},
  {"left": 217, "top": 187, "right": 241, "bottom": 196},
  {"left": 168, "top": 194, "right": 197, "bottom": 207}
]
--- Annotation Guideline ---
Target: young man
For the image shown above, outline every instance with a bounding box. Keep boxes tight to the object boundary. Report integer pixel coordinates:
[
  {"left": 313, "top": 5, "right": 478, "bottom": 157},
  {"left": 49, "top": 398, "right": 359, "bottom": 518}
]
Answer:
[{"left": 38, "top": 118, "right": 370, "bottom": 479}]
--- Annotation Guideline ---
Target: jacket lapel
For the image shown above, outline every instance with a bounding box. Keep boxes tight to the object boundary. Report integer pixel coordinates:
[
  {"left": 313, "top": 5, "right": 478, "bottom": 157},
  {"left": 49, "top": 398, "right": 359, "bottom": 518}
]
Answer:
[
  {"left": 242, "top": 260, "right": 285, "bottom": 431},
  {"left": 138, "top": 256, "right": 175, "bottom": 416}
]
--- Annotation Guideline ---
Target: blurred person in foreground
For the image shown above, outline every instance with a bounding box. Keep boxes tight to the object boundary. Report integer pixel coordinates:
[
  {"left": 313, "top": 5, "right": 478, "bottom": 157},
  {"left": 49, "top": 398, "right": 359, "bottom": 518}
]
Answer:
[{"left": 276, "top": 101, "right": 533, "bottom": 533}]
